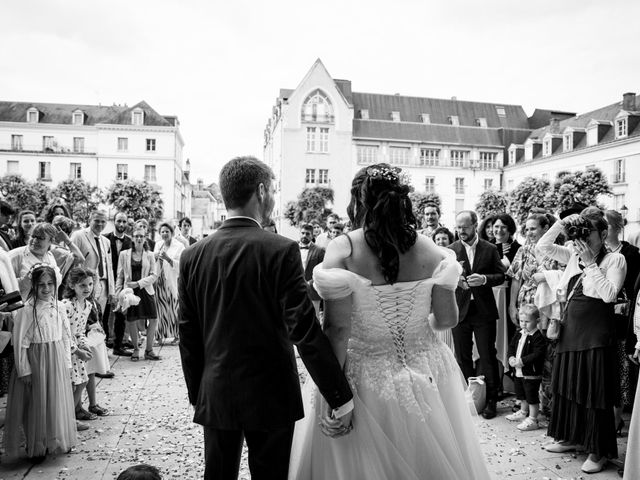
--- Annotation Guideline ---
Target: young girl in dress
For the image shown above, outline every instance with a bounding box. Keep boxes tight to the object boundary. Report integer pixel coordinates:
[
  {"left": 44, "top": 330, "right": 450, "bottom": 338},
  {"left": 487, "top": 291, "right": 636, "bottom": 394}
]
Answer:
[
  {"left": 63, "top": 267, "right": 110, "bottom": 423},
  {"left": 3, "top": 265, "right": 77, "bottom": 461}
]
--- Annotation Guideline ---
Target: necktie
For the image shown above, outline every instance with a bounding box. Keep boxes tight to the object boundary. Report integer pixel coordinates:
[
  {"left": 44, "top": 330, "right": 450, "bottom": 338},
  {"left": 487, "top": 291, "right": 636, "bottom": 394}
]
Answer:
[{"left": 95, "top": 237, "right": 104, "bottom": 278}]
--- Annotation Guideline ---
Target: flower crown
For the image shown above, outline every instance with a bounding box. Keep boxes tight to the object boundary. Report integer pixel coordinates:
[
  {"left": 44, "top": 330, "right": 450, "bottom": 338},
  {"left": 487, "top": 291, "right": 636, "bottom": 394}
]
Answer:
[
  {"left": 366, "top": 165, "right": 401, "bottom": 182},
  {"left": 26, "top": 263, "right": 53, "bottom": 280}
]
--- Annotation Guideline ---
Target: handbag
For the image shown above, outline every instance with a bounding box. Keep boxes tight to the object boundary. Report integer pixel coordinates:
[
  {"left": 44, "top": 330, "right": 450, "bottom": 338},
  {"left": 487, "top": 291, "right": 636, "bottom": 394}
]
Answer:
[{"left": 547, "top": 273, "right": 585, "bottom": 341}]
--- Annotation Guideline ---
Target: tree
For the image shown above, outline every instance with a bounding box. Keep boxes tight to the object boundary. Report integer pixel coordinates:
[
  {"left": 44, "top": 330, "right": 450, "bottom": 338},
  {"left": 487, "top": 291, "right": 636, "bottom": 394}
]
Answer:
[
  {"left": 508, "top": 176, "right": 553, "bottom": 226},
  {"left": 0, "top": 174, "right": 52, "bottom": 214},
  {"left": 550, "top": 168, "right": 611, "bottom": 213},
  {"left": 53, "top": 179, "right": 102, "bottom": 226},
  {"left": 104, "top": 180, "right": 164, "bottom": 227},
  {"left": 283, "top": 187, "right": 334, "bottom": 227},
  {"left": 475, "top": 190, "right": 509, "bottom": 220}
]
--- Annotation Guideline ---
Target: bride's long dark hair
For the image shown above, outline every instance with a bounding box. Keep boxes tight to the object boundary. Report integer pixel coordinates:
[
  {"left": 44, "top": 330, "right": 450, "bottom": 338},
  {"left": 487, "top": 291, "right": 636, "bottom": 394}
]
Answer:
[{"left": 347, "top": 163, "right": 417, "bottom": 284}]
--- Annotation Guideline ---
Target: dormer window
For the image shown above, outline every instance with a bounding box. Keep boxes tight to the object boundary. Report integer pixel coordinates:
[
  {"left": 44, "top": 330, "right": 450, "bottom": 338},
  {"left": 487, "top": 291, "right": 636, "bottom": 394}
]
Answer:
[
  {"left": 616, "top": 117, "right": 628, "bottom": 138},
  {"left": 476, "top": 117, "right": 487, "bottom": 127},
  {"left": 132, "top": 108, "right": 144, "bottom": 126},
  {"left": 360, "top": 109, "right": 369, "bottom": 120},
  {"left": 563, "top": 133, "right": 573, "bottom": 152},
  {"left": 496, "top": 106, "right": 506, "bottom": 117},
  {"left": 390, "top": 111, "right": 400, "bottom": 122},
  {"left": 72, "top": 110, "right": 84, "bottom": 126},
  {"left": 448, "top": 115, "right": 459, "bottom": 126},
  {"left": 27, "top": 108, "right": 39, "bottom": 123},
  {"left": 420, "top": 113, "right": 431, "bottom": 124}
]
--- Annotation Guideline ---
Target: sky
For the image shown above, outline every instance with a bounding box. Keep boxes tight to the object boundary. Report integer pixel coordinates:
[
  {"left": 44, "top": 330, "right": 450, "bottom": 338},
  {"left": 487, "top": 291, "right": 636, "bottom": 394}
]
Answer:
[{"left": 2, "top": 0, "right": 639, "bottom": 184}]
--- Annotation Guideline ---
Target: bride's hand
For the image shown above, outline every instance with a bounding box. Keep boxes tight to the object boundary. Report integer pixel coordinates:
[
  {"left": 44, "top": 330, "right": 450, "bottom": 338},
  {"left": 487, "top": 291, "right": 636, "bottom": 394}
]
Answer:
[{"left": 319, "top": 404, "right": 353, "bottom": 438}]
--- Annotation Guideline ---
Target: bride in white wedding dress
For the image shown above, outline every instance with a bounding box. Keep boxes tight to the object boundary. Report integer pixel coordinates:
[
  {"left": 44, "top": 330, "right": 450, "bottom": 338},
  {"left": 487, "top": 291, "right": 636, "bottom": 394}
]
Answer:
[{"left": 289, "top": 164, "right": 490, "bottom": 480}]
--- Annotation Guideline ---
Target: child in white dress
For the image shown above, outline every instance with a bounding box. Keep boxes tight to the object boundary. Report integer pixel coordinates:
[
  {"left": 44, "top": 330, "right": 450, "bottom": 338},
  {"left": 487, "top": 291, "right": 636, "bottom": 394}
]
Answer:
[{"left": 3, "top": 265, "right": 77, "bottom": 461}]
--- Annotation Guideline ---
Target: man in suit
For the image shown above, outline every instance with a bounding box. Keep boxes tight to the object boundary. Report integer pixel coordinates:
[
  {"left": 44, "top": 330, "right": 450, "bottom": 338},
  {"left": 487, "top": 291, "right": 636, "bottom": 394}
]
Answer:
[
  {"left": 176, "top": 217, "right": 197, "bottom": 247},
  {"left": 299, "top": 223, "right": 324, "bottom": 317},
  {"left": 71, "top": 211, "right": 115, "bottom": 326},
  {"left": 103, "top": 211, "right": 133, "bottom": 356},
  {"left": 449, "top": 210, "right": 506, "bottom": 419},
  {"left": 315, "top": 213, "right": 339, "bottom": 249},
  {"left": 179, "top": 157, "right": 353, "bottom": 480}
]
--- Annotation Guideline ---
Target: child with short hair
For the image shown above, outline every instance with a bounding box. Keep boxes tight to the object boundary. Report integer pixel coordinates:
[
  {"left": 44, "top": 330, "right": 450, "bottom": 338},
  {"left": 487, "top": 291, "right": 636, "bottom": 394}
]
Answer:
[
  {"left": 3, "top": 265, "right": 77, "bottom": 461},
  {"left": 506, "top": 304, "right": 547, "bottom": 431}
]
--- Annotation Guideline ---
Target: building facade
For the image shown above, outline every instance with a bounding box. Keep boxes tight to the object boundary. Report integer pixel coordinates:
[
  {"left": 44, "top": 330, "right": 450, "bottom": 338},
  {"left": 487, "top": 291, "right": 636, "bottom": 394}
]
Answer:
[
  {"left": 0, "top": 100, "right": 188, "bottom": 221},
  {"left": 264, "top": 59, "right": 538, "bottom": 237},
  {"left": 504, "top": 92, "right": 640, "bottom": 225}
]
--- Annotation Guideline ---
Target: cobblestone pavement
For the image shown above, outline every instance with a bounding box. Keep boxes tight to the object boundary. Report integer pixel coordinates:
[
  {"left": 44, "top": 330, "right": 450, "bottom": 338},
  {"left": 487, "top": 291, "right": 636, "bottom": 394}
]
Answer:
[{"left": 0, "top": 346, "right": 631, "bottom": 479}]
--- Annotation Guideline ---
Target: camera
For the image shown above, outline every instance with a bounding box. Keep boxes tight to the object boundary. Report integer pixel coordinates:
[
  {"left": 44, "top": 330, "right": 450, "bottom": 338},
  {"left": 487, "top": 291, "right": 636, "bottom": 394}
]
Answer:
[
  {"left": 566, "top": 218, "right": 592, "bottom": 242},
  {"left": 0, "top": 289, "right": 24, "bottom": 312}
]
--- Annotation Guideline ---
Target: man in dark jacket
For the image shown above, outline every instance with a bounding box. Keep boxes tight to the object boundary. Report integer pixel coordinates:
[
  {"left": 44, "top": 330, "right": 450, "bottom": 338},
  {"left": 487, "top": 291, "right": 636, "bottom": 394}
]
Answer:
[
  {"left": 450, "top": 210, "right": 506, "bottom": 419},
  {"left": 178, "top": 157, "right": 353, "bottom": 480}
]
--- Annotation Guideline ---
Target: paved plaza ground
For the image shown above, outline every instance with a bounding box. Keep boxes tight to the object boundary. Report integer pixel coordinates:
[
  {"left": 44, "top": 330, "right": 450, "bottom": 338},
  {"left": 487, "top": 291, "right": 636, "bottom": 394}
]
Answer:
[{"left": 0, "top": 346, "right": 631, "bottom": 479}]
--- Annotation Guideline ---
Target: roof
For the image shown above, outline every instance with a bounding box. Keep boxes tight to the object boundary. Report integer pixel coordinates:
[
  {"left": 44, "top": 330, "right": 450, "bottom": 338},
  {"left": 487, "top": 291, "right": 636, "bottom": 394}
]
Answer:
[
  {"left": 0, "top": 100, "right": 175, "bottom": 127},
  {"left": 351, "top": 92, "right": 531, "bottom": 129},
  {"left": 353, "top": 119, "right": 518, "bottom": 147},
  {"left": 528, "top": 109, "right": 576, "bottom": 129}
]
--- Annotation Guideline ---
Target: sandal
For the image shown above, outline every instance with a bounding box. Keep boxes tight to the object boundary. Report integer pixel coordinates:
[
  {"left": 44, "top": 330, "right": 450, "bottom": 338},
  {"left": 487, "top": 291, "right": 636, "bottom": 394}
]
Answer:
[
  {"left": 131, "top": 351, "right": 140, "bottom": 362},
  {"left": 76, "top": 408, "right": 97, "bottom": 421},
  {"left": 144, "top": 350, "right": 161, "bottom": 361},
  {"left": 88, "top": 404, "right": 109, "bottom": 416}
]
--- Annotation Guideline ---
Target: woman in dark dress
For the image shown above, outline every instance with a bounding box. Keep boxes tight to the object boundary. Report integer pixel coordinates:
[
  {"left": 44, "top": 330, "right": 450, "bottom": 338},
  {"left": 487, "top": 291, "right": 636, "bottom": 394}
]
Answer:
[
  {"left": 116, "top": 226, "right": 160, "bottom": 361},
  {"left": 537, "top": 207, "right": 626, "bottom": 474}
]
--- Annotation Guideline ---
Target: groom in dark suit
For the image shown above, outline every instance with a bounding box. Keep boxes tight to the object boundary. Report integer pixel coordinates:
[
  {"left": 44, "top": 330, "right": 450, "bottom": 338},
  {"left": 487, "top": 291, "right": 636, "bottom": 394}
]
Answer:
[
  {"left": 449, "top": 210, "right": 506, "bottom": 419},
  {"left": 299, "top": 223, "right": 324, "bottom": 316},
  {"left": 178, "top": 157, "right": 353, "bottom": 480}
]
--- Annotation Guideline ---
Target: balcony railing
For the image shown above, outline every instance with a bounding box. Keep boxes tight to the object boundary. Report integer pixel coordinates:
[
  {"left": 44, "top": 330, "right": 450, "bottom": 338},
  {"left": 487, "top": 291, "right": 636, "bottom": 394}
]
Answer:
[
  {"left": 0, "top": 144, "right": 94, "bottom": 154},
  {"left": 357, "top": 157, "right": 501, "bottom": 170}
]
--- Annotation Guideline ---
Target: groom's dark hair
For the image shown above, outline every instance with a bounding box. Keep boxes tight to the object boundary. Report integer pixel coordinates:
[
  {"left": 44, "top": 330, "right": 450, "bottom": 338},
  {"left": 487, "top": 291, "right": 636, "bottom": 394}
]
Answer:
[{"left": 219, "top": 156, "right": 275, "bottom": 209}]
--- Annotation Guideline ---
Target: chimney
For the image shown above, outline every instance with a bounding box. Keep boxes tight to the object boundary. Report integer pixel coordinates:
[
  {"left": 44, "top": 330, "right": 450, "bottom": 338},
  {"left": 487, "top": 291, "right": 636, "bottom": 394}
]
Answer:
[
  {"left": 549, "top": 117, "right": 560, "bottom": 133},
  {"left": 197, "top": 178, "right": 204, "bottom": 190},
  {"left": 623, "top": 92, "right": 636, "bottom": 111}
]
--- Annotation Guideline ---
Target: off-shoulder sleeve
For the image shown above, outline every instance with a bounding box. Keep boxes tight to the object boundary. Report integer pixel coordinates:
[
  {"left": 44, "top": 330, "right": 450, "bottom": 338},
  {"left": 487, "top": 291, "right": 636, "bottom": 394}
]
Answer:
[
  {"left": 312, "top": 266, "right": 370, "bottom": 300},
  {"left": 431, "top": 248, "right": 463, "bottom": 291}
]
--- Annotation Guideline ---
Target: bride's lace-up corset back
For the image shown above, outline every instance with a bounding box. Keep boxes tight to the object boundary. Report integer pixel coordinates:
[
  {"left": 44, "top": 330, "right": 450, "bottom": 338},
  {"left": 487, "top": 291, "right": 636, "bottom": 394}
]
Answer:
[{"left": 313, "top": 252, "right": 461, "bottom": 418}]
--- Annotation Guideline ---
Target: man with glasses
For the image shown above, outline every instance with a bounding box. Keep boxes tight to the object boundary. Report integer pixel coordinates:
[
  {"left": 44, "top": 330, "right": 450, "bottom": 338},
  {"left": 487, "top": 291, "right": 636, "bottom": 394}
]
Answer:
[
  {"left": 104, "top": 212, "right": 133, "bottom": 356},
  {"left": 449, "top": 210, "right": 506, "bottom": 419}
]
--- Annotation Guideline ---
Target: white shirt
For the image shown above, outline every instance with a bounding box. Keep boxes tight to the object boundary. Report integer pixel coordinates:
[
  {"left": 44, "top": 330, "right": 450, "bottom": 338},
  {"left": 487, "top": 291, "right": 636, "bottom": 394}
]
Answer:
[
  {"left": 536, "top": 221, "right": 626, "bottom": 303},
  {"left": 299, "top": 244, "right": 310, "bottom": 269},
  {"left": 461, "top": 235, "right": 479, "bottom": 268},
  {"left": 514, "top": 329, "right": 536, "bottom": 378},
  {"left": 226, "top": 216, "right": 262, "bottom": 228}
]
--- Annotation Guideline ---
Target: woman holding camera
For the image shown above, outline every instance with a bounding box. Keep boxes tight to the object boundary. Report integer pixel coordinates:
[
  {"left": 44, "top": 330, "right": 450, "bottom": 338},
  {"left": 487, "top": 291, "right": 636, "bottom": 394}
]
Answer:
[{"left": 536, "top": 207, "right": 626, "bottom": 473}]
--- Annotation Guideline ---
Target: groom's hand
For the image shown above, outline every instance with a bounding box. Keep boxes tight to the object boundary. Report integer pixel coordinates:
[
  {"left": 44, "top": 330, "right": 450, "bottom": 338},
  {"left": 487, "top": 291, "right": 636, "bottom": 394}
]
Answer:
[{"left": 319, "top": 406, "right": 353, "bottom": 438}]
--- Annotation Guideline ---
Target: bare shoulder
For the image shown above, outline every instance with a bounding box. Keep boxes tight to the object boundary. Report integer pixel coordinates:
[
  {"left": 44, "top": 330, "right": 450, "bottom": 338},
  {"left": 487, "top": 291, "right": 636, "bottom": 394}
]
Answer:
[{"left": 323, "top": 233, "right": 354, "bottom": 269}]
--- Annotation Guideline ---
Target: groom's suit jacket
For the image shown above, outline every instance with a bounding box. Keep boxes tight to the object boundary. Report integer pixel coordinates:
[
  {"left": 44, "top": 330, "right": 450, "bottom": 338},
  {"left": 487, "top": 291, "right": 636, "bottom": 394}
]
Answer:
[
  {"left": 449, "top": 239, "right": 506, "bottom": 322},
  {"left": 178, "top": 217, "right": 353, "bottom": 429}
]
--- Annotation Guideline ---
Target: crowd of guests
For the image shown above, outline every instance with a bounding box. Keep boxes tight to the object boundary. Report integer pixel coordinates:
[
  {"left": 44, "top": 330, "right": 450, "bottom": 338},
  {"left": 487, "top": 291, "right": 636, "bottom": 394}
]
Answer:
[
  {"left": 0, "top": 198, "right": 190, "bottom": 462},
  {"left": 282, "top": 200, "right": 639, "bottom": 476}
]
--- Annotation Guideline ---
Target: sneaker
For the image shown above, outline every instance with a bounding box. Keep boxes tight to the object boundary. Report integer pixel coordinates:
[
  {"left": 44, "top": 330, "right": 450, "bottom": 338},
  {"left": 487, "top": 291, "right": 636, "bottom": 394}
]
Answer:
[
  {"left": 88, "top": 404, "right": 109, "bottom": 416},
  {"left": 76, "top": 408, "right": 97, "bottom": 421},
  {"left": 516, "top": 417, "right": 539, "bottom": 431},
  {"left": 506, "top": 410, "right": 528, "bottom": 422}
]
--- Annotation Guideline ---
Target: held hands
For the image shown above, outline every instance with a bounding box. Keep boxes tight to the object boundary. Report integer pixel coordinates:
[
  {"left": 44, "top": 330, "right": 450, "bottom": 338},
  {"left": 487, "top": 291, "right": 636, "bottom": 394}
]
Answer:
[
  {"left": 508, "top": 356, "right": 517, "bottom": 367},
  {"left": 75, "top": 347, "right": 93, "bottom": 361},
  {"left": 20, "top": 374, "right": 32, "bottom": 386},
  {"left": 319, "top": 401, "right": 353, "bottom": 438},
  {"left": 458, "top": 276, "right": 469, "bottom": 290}
]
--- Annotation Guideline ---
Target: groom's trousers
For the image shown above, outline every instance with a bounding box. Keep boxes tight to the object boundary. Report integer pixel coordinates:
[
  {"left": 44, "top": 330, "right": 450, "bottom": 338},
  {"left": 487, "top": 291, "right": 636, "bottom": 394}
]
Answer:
[{"left": 203, "top": 424, "right": 294, "bottom": 480}]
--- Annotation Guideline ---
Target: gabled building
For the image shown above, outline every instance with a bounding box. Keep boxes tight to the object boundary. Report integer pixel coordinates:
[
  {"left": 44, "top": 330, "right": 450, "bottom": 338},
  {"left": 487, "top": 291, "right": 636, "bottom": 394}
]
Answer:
[
  {"left": 264, "top": 59, "right": 539, "bottom": 235},
  {"left": 504, "top": 92, "right": 640, "bottom": 223},
  {"left": 0, "top": 100, "right": 188, "bottom": 221}
]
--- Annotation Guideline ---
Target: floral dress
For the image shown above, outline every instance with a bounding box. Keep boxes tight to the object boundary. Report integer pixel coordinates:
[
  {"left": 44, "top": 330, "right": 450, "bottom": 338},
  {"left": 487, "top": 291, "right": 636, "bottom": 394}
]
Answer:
[
  {"left": 63, "top": 298, "right": 92, "bottom": 385},
  {"left": 507, "top": 242, "right": 562, "bottom": 310}
]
